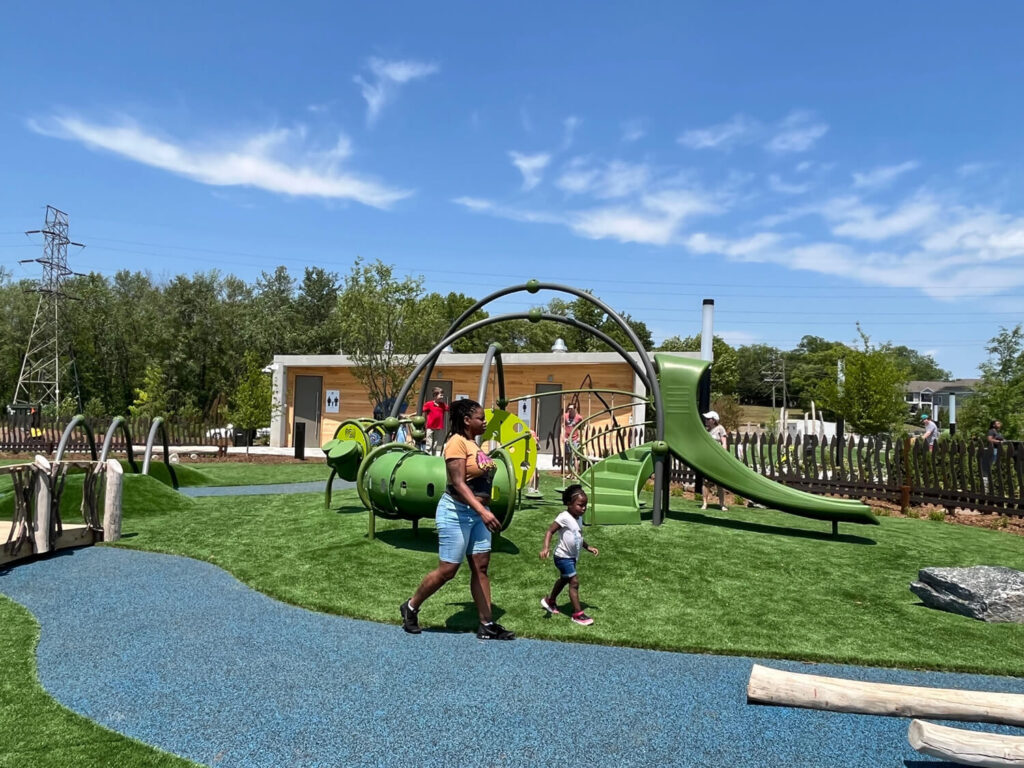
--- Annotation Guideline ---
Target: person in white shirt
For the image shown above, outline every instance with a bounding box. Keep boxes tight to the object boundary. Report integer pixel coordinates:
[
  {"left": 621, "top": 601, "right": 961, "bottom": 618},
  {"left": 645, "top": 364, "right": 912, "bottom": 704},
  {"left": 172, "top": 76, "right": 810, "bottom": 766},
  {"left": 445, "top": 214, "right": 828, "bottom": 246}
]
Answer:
[
  {"left": 701, "top": 410, "right": 729, "bottom": 512},
  {"left": 539, "top": 484, "right": 599, "bottom": 626}
]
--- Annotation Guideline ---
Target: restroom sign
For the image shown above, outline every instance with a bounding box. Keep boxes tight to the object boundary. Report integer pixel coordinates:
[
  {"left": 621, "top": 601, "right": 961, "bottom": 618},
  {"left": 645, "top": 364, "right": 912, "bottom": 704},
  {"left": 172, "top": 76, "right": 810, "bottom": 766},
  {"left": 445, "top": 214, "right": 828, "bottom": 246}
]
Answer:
[{"left": 325, "top": 390, "right": 340, "bottom": 413}]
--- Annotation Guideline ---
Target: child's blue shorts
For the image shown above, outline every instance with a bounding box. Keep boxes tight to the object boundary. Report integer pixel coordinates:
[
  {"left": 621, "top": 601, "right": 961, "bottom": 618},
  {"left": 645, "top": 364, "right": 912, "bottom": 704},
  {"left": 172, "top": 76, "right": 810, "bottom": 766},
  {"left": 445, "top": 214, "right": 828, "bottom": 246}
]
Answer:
[
  {"left": 436, "top": 493, "right": 492, "bottom": 563},
  {"left": 554, "top": 557, "right": 577, "bottom": 578}
]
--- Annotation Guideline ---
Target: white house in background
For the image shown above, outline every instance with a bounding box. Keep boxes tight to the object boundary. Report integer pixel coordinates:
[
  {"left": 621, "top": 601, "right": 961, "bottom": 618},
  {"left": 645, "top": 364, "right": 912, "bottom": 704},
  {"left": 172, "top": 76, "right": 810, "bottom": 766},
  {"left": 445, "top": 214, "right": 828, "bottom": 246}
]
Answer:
[{"left": 904, "top": 379, "right": 980, "bottom": 412}]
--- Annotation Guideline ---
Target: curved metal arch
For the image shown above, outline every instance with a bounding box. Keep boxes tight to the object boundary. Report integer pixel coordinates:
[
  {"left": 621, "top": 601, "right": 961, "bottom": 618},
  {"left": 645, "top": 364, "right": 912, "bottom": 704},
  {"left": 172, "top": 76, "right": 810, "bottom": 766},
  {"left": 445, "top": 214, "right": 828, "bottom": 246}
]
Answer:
[
  {"left": 54, "top": 414, "right": 98, "bottom": 464},
  {"left": 476, "top": 343, "right": 507, "bottom": 408},
  {"left": 391, "top": 312, "right": 651, "bottom": 426},
  {"left": 142, "top": 417, "right": 179, "bottom": 489},
  {"left": 99, "top": 416, "right": 139, "bottom": 474},
  {"left": 406, "top": 281, "right": 667, "bottom": 524},
  {"left": 414, "top": 282, "right": 657, "bottom": 416}
]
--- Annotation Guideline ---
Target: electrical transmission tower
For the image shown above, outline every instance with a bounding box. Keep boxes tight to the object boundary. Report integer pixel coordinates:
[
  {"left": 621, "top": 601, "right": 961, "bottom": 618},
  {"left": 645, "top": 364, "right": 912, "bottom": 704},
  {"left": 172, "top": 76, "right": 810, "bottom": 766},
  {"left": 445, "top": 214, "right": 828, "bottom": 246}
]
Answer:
[{"left": 12, "top": 206, "right": 85, "bottom": 409}]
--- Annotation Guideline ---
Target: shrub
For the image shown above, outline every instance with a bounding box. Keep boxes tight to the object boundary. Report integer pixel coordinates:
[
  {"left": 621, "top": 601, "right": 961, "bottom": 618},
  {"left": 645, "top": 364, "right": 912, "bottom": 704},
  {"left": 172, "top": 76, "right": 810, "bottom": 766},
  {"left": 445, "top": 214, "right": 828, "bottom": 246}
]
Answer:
[{"left": 928, "top": 509, "right": 946, "bottom": 522}]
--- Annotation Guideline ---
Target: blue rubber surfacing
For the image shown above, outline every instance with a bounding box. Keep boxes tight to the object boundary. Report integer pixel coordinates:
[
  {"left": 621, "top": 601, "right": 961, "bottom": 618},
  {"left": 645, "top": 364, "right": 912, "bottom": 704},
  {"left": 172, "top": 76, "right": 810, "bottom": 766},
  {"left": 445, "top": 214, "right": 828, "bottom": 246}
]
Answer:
[{"left": 2, "top": 547, "right": 1022, "bottom": 768}]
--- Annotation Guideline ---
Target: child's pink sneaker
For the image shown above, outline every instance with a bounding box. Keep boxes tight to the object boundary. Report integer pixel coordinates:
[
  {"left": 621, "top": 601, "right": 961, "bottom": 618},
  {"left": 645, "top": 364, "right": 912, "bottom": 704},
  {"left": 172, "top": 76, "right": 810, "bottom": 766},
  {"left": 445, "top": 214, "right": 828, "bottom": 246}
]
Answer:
[
  {"left": 540, "top": 597, "right": 560, "bottom": 614},
  {"left": 571, "top": 611, "right": 594, "bottom": 626}
]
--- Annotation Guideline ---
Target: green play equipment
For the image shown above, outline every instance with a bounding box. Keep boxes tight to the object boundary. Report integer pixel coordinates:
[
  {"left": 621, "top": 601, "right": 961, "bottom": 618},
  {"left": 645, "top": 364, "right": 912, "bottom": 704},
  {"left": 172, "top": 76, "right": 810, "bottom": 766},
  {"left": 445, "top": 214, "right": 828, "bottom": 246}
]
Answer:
[
  {"left": 325, "top": 280, "right": 875, "bottom": 535},
  {"left": 654, "top": 353, "right": 877, "bottom": 526}
]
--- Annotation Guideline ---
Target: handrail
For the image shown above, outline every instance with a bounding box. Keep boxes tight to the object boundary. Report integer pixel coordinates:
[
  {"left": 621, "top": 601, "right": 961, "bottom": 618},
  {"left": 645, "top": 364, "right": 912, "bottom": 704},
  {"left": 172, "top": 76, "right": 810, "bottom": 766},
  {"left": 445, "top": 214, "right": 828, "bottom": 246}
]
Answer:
[
  {"left": 99, "top": 416, "right": 139, "bottom": 474},
  {"left": 142, "top": 417, "right": 179, "bottom": 489},
  {"left": 54, "top": 414, "right": 98, "bottom": 463}
]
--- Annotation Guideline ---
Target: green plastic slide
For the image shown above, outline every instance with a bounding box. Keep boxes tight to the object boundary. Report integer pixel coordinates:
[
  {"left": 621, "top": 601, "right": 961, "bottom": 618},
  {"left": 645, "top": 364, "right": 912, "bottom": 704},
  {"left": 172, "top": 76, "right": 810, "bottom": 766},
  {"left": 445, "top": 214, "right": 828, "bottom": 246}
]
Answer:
[{"left": 655, "top": 353, "right": 877, "bottom": 525}]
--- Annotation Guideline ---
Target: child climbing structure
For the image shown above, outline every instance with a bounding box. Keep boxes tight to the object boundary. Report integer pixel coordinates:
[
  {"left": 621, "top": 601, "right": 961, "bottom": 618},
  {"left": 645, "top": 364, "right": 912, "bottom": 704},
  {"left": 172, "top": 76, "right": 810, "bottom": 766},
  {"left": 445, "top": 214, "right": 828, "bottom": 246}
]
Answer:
[{"left": 322, "top": 280, "right": 876, "bottom": 532}]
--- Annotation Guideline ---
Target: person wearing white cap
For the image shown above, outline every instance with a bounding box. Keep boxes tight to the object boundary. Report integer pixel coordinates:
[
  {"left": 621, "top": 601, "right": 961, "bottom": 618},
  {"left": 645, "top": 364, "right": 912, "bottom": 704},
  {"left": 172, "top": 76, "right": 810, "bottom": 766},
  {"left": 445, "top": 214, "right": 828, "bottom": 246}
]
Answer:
[{"left": 701, "top": 411, "right": 729, "bottom": 511}]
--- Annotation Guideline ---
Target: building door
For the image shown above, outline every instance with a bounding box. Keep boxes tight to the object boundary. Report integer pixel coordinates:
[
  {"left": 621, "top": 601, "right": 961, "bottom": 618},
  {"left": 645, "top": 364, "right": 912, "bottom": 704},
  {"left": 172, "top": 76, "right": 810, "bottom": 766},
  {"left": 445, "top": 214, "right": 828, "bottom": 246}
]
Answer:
[
  {"left": 534, "top": 383, "right": 563, "bottom": 453},
  {"left": 425, "top": 379, "right": 453, "bottom": 434},
  {"left": 293, "top": 375, "right": 322, "bottom": 448}
]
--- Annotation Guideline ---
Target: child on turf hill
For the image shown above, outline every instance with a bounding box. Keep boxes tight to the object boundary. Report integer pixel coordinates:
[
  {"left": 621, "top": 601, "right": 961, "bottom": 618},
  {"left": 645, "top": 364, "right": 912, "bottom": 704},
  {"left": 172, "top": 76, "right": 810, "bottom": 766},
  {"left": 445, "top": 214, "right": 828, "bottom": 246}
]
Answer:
[{"left": 539, "top": 484, "right": 598, "bottom": 626}]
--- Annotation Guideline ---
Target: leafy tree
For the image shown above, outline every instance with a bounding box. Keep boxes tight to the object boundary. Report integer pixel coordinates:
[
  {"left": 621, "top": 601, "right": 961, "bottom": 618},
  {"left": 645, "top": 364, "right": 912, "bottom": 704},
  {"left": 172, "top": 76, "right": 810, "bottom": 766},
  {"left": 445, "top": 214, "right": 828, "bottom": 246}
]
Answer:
[
  {"left": 657, "top": 334, "right": 739, "bottom": 396},
  {"left": 957, "top": 325, "right": 1024, "bottom": 439},
  {"left": 785, "top": 335, "right": 849, "bottom": 408},
  {"left": 337, "top": 259, "right": 433, "bottom": 410},
  {"left": 711, "top": 394, "right": 743, "bottom": 431},
  {"left": 880, "top": 344, "right": 950, "bottom": 381},
  {"left": 735, "top": 344, "right": 782, "bottom": 405},
  {"left": 229, "top": 352, "right": 273, "bottom": 455},
  {"left": 812, "top": 330, "right": 909, "bottom": 435},
  {"left": 293, "top": 266, "right": 341, "bottom": 354}
]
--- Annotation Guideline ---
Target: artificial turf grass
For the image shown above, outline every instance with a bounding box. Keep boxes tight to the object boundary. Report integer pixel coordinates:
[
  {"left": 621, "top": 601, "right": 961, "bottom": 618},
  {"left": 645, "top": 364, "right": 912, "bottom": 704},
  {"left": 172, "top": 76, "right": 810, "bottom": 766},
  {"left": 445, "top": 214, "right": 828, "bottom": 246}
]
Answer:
[
  {"left": 0, "top": 594, "right": 199, "bottom": 768},
  {"left": 112, "top": 473, "right": 1024, "bottom": 677},
  {"left": 167, "top": 460, "right": 330, "bottom": 487}
]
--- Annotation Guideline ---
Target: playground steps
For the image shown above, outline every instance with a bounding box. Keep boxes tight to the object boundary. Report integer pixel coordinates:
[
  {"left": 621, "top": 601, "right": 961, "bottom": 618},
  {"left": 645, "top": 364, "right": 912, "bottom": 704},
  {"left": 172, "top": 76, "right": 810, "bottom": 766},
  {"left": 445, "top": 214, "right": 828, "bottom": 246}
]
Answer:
[
  {"left": 0, "top": 521, "right": 96, "bottom": 566},
  {"left": 582, "top": 444, "right": 654, "bottom": 525}
]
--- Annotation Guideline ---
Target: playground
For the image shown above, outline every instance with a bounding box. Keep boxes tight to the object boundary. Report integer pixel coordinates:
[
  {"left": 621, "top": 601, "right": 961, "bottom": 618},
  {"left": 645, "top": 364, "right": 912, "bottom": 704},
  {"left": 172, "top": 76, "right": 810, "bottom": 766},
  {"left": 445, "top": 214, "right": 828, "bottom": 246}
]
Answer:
[{"left": 2, "top": 282, "right": 1024, "bottom": 766}]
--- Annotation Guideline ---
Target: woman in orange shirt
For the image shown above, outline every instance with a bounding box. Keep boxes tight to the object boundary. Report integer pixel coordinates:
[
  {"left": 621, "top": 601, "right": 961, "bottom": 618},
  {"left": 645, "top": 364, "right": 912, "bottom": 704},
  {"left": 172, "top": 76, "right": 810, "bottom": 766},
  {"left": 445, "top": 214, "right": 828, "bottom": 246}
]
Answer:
[{"left": 400, "top": 398, "right": 514, "bottom": 640}]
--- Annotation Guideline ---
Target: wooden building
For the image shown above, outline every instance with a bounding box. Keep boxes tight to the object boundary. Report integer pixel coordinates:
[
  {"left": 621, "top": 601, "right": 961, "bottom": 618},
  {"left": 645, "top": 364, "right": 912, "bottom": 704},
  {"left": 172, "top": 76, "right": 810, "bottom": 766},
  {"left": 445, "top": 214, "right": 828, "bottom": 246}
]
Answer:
[{"left": 268, "top": 351, "right": 685, "bottom": 451}]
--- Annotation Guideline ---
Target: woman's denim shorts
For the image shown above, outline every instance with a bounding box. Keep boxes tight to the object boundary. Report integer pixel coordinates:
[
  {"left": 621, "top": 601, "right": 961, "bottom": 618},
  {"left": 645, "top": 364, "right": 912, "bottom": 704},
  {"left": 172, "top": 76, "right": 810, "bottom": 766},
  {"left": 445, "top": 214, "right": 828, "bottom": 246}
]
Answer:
[
  {"left": 554, "top": 557, "right": 577, "bottom": 578},
  {"left": 436, "top": 492, "right": 491, "bottom": 563}
]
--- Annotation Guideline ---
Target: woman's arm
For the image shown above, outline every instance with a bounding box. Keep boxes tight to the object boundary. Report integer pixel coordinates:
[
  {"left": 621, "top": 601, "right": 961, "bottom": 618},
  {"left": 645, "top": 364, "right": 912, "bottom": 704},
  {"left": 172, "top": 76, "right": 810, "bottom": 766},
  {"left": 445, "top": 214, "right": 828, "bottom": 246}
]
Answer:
[
  {"left": 539, "top": 522, "right": 560, "bottom": 558},
  {"left": 445, "top": 458, "right": 500, "bottom": 531}
]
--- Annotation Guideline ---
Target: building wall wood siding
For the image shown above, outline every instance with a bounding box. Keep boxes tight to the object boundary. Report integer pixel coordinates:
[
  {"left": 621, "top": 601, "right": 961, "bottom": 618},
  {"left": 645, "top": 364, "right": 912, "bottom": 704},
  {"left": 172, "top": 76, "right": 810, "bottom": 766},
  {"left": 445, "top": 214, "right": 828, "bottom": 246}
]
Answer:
[{"left": 282, "top": 360, "right": 640, "bottom": 447}]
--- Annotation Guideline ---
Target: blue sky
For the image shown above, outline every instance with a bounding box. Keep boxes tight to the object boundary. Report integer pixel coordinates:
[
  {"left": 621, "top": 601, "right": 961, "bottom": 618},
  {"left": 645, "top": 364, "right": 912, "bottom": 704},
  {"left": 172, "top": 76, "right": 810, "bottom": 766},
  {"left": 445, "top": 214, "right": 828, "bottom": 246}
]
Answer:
[{"left": 2, "top": 1, "right": 1023, "bottom": 378}]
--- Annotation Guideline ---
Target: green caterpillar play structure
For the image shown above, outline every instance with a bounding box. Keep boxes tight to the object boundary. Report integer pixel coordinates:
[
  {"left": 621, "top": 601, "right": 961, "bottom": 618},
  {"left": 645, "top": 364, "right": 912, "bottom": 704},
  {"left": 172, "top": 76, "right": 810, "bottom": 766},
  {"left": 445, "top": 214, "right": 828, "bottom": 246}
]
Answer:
[{"left": 323, "top": 281, "right": 876, "bottom": 534}]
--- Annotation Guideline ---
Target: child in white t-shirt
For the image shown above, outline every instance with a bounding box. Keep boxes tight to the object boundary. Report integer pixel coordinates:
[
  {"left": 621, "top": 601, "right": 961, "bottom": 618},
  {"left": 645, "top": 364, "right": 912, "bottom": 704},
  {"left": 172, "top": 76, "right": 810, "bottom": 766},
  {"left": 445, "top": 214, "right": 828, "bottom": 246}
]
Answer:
[{"left": 539, "top": 484, "right": 598, "bottom": 625}]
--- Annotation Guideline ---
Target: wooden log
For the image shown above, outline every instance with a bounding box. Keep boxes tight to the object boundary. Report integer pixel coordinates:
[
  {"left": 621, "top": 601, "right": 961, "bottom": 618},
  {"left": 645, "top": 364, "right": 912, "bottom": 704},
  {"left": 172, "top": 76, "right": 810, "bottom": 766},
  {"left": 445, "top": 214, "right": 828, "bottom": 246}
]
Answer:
[
  {"left": 32, "top": 454, "right": 52, "bottom": 554},
  {"left": 747, "top": 664, "right": 1024, "bottom": 727},
  {"left": 908, "top": 719, "right": 1024, "bottom": 767},
  {"left": 103, "top": 459, "right": 124, "bottom": 543}
]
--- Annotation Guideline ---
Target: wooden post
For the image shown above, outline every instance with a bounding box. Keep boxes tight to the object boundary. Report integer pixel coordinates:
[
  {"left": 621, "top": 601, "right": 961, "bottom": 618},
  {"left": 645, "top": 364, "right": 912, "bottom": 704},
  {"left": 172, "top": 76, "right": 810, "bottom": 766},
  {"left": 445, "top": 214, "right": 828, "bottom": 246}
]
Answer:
[
  {"left": 103, "top": 458, "right": 124, "bottom": 543},
  {"left": 747, "top": 664, "right": 1024, "bottom": 727},
  {"left": 32, "top": 454, "right": 52, "bottom": 554},
  {"left": 901, "top": 436, "right": 912, "bottom": 513},
  {"left": 909, "top": 719, "right": 1024, "bottom": 767}
]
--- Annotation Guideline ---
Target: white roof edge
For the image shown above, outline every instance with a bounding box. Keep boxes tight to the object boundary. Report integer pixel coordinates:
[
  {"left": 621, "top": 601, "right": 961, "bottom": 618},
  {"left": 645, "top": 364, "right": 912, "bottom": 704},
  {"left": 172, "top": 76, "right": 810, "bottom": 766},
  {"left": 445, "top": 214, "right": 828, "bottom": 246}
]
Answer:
[{"left": 273, "top": 351, "right": 700, "bottom": 367}]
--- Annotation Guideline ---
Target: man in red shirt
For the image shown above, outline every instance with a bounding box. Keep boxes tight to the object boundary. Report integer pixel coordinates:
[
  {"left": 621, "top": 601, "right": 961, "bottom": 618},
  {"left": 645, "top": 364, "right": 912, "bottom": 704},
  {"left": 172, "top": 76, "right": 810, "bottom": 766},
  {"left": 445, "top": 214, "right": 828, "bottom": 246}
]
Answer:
[{"left": 422, "top": 387, "right": 449, "bottom": 455}]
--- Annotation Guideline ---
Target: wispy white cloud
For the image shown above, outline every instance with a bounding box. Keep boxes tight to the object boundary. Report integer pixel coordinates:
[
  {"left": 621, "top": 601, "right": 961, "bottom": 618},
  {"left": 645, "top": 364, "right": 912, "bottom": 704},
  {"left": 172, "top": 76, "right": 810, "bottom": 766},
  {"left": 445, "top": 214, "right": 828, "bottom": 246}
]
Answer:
[
  {"left": 765, "top": 110, "right": 828, "bottom": 154},
  {"left": 852, "top": 161, "right": 919, "bottom": 189},
  {"left": 354, "top": 57, "right": 438, "bottom": 126},
  {"left": 825, "top": 195, "right": 940, "bottom": 240},
  {"left": 30, "top": 115, "right": 410, "bottom": 208},
  {"left": 556, "top": 158, "right": 651, "bottom": 199},
  {"left": 768, "top": 174, "right": 811, "bottom": 195},
  {"left": 621, "top": 118, "right": 646, "bottom": 143},
  {"left": 508, "top": 151, "right": 551, "bottom": 191},
  {"left": 570, "top": 190, "right": 719, "bottom": 245},
  {"left": 678, "top": 114, "right": 758, "bottom": 150},
  {"left": 957, "top": 162, "right": 993, "bottom": 177},
  {"left": 562, "top": 116, "right": 581, "bottom": 149},
  {"left": 455, "top": 187, "right": 720, "bottom": 246}
]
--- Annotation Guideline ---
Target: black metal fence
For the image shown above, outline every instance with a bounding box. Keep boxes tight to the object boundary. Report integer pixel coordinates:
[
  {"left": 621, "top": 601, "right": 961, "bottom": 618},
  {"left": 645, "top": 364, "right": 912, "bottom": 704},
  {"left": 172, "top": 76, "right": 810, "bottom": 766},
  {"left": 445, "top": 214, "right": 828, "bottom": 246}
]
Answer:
[{"left": 0, "top": 415, "right": 232, "bottom": 454}]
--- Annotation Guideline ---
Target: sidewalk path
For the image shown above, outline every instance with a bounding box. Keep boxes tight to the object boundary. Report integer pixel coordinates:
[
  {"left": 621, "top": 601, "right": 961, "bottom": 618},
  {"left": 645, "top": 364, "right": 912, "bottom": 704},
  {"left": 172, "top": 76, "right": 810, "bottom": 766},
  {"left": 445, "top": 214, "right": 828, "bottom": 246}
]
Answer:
[{"left": 2, "top": 547, "right": 1021, "bottom": 767}]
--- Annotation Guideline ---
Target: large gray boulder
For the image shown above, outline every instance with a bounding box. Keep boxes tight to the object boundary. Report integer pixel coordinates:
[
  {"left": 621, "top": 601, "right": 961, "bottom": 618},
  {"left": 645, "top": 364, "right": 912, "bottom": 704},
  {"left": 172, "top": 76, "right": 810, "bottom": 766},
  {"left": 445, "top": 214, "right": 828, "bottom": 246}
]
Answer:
[{"left": 910, "top": 566, "right": 1024, "bottom": 623}]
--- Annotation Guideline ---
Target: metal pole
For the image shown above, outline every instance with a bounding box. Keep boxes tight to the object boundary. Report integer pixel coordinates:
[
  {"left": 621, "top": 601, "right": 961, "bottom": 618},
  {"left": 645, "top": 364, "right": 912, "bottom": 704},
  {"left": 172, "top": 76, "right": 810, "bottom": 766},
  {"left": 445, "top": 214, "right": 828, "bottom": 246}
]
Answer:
[
  {"left": 695, "top": 299, "right": 714, "bottom": 498},
  {"left": 949, "top": 394, "right": 957, "bottom": 437}
]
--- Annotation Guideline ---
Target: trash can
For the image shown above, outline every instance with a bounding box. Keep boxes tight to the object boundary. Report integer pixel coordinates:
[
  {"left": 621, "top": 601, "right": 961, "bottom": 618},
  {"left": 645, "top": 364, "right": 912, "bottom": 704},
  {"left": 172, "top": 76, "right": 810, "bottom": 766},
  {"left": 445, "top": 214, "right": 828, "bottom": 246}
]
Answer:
[{"left": 233, "top": 427, "right": 254, "bottom": 447}]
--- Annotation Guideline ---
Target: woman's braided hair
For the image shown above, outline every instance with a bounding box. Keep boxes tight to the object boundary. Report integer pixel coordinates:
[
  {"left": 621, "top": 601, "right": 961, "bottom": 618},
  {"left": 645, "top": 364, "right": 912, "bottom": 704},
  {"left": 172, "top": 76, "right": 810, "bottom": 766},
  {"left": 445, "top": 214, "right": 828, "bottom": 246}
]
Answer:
[{"left": 448, "top": 398, "right": 483, "bottom": 440}]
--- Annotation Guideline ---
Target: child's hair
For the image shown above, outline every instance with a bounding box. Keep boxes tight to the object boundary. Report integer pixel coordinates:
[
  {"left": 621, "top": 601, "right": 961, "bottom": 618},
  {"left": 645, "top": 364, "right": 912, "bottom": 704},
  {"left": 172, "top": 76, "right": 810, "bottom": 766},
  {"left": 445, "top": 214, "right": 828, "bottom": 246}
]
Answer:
[
  {"left": 448, "top": 398, "right": 482, "bottom": 439},
  {"left": 561, "top": 484, "right": 587, "bottom": 506}
]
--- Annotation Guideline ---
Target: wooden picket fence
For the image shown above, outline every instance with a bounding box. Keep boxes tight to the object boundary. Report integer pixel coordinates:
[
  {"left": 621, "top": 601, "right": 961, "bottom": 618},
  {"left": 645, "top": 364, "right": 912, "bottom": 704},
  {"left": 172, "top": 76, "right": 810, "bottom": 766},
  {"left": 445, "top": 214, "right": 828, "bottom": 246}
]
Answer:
[
  {"left": 0, "top": 415, "right": 232, "bottom": 454},
  {"left": 547, "top": 423, "right": 1024, "bottom": 517}
]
